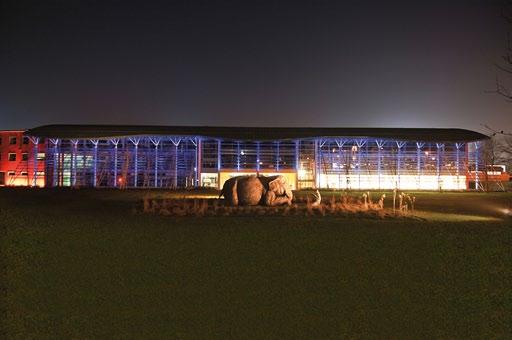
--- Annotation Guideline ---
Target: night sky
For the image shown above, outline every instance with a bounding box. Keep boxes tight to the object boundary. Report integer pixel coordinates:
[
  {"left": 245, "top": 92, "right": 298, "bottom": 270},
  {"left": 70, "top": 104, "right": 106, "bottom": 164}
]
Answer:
[{"left": 1, "top": 0, "right": 510, "bottom": 132}]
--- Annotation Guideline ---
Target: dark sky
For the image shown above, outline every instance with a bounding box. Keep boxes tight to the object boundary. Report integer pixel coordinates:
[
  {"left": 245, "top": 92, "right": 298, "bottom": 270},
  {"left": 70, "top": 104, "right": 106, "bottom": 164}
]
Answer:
[{"left": 1, "top": 0, "right": 510, "bottom": 132}]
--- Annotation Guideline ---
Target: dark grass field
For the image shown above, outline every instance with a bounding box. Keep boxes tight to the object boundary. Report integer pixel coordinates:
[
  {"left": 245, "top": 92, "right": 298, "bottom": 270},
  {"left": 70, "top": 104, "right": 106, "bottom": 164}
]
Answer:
[{"left": 1, "top": 188, "right": 511, "bottom": 338}]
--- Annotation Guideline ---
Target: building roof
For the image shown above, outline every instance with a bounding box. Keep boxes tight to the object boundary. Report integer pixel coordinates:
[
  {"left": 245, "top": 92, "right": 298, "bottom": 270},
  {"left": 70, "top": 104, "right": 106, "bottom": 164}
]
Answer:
[{"left": 25, "top": 124, "right": 489, "bottom": 142}]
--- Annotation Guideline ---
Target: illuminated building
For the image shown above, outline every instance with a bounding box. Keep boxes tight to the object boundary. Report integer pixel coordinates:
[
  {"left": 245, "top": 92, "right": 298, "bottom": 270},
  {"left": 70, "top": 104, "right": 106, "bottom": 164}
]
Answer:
[
  {"left": 23, "top": 125, "right": 490, "bottom": 190},
  {"left": 0, "top": 130, "right": 45, "bottom": 187}
]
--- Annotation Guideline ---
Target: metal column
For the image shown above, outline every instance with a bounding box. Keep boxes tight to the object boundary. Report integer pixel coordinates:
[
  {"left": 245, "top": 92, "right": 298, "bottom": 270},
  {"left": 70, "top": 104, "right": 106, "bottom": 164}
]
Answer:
[
  {"left": 436, "top": 143, "right": 444, "bottom": 190},
  {"left": 150, "top": 137, "right": 161, "bottom": 187},
  {"left": 50, "top": 139, "right": 59, "bottom": 187},
  {"left": 376, "top": 140, "right": 385, "bottom": 190},
  {"left": 217, "top": 139, "right": 222, "bottom": 171},
  {"left": 71, "top": 139, "right": 79, "bottom": 187},
  {"left": 236, "top": 141, "right": 241, "bottom": 172},
  {"left": 170, "top": 137, "right": 181, "bottom": 188},
  {"left": 111, "top": 138, "right": 120, "bottom": 187},
  {"left": 256, "top": 141, "right": 260, "bottom": 174},
  {"left": 275, "top": 141, "right": 280, "bottom": 171},
  {"left": 396, "top": 141, "right": 406, "bottom": 189},
  {"left": 91, "top": 139, "right": 99, "bottom": 187},
  {"left": 416, "top": 142, "right": 425, "bottom": 189},
  {"left": 455, "top": 142, "right": 464, "bottom": 190},
  {"left": 129, "top": 137, "right": 140, "bottom": 187},
  {"left": 474, "top": 141, "right": 480, "bottom": 190}
]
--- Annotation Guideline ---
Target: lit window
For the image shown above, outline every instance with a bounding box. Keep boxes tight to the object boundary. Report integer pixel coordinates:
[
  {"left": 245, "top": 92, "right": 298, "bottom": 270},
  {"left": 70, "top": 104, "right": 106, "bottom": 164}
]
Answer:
[
  {"left": 9, "top": 136, "right": 17, "bottom": 145},
  {"left": 37, "top": 153, "right": 45, "bottom": 160},
  {"left": 22, "top": 153, "right": 28, "bottom": 161},
  {"left": 8, "top": 153, "right": 16, "bottom": 161}
]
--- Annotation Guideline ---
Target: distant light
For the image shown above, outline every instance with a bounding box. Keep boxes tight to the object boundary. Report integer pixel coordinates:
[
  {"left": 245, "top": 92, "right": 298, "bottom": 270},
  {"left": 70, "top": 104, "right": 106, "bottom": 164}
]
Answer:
[{"left": 240, "top": 150, "right": 245, "bottom": 155}]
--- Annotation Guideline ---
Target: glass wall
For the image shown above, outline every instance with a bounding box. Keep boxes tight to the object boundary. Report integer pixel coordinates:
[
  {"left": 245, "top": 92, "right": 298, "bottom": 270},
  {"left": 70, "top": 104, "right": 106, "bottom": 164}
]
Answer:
[{"left": 38, "top": 135, "right": 482, "bottom": 190}]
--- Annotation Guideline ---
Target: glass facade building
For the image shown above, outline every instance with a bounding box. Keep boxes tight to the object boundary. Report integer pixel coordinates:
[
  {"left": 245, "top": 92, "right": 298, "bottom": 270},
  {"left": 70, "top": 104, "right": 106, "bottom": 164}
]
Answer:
[{"left": 25, "top": 125, "right": 488, "bottom": 190}]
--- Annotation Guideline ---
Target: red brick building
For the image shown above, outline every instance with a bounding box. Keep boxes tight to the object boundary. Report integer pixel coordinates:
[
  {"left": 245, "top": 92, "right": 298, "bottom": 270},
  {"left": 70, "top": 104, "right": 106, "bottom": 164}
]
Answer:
[{"left": 0, "top": 130, "right": 45, "bottom": 186}]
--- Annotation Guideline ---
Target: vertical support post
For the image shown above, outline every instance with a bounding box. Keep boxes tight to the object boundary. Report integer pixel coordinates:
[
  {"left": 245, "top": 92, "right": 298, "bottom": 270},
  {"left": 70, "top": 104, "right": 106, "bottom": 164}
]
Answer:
[
  {"left": 193, "top": 137, "right": 202, "bottom": 187},
  {"left": 217, "top": 139, "right": 222, "bottom": 171},
  {"left": 294, "top": 140, "right": 299, "bottom": 170},
  {"left": 155, "top": 141, "right": 159, "bottom": 187},
  {"left": 396, "top": 141, "right": 406, "bottom": 189},
  {"left": 455, "top": 143, "right": 461, "bottom": 177},
  {"left": 358, "top": 142, "right": 361, "bottom": 190},
  {"left": 170, "top": 137, "right": 181, "bottom": 188},
  {"left": 70, "top": 139, "right": 79, "bottom": 187},
  {"left": 355, "top": 139, "right": 366, "bottom": 190},
  {"left": 375, "top": 140, "right": 385, "bottom": 190},
  {"left": 335, "top": 139, "right": 346, "bottom": 189},
  {"left": 293, "top": 139, "right": 300, "bottom": 189},
  {"left": 317, "top": 139, "right": 327, "bottom": 188},
  {"left": 149, "top": 137, "right": 161, "bottom": 187},
  {"left": 416, "top": 142, "right": 425, "bottom": 189},
  {"left": 314, "top": 139, "right": 320, "bottom": 188},
  {"left": 377, "top": 143, "right": 381, "bottom": 189},
  {"left": 134, "top": 145, "right": 138, "bottom": 187},
  {"left": 50, "top": 139, "right": 59, "bottom": 187},
  {"left": 60, "top": 150, "right": 64, "bottom": 186},
  {"left": 191, "top": 137, "right": 198, "bottom": 187},
  {"left": 275, "top": 141, "right": 280, "bottom": 171},
  {"left": 436, "top": 143, "right": 444, "bottom": 191},
  {"left": 312, "top": 139, "right": 317, "bottom": 188},
  {"left": 129, "top": 137, "right": 141, "bottom": 187},
  {"left": 90, "top": 139, "right": 99, "bottom": 187},
  {"left": 175, "top": 143, "right": 178, "bottom": 187},
  {"left": 294, "top": 139, "right": 300, "bottom": 189},
  {"left": 33, "top": 138, "right": 38, "bottom": 186},
  {"left": 110, "top": 138, "right": 120, "bottom": 187},
  {"left": 256, "top": 141, "right": 261, "bottom": 174},
  {"left": 474, "top": 141, "right": 480, "bottom": 190},
  {"left": 396, "top": 142, "right": 400, "bottom": 189},
  {"left": 114, "top": 143, "right": 118, "bottom": 187},
  {"left": 217, "top": 139, "right": 222, "bottom": 189},
  {"left": 455, "top": 142, "right": 464, "bottom": 190},
  {"left": 236, "top": 141, "right": 241, "bottom": 172}
]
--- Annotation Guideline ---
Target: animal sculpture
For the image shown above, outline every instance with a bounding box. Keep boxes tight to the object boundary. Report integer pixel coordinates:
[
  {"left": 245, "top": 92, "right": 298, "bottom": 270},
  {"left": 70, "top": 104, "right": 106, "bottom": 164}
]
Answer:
[{"left": 219, "top": 175, "right": 293, "bottom": 206}]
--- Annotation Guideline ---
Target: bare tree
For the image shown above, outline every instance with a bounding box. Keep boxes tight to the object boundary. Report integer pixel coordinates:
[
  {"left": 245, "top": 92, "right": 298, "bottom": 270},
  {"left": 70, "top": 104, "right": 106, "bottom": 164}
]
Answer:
[
  {"left": 483, "top": 125, "right": 512, "bottom": 167},
  {"left": 492, "top": 1, "right": 512, "bottom": 101},
  {"left": 487, "top": 2, "right": 512, "bottom": 174}
]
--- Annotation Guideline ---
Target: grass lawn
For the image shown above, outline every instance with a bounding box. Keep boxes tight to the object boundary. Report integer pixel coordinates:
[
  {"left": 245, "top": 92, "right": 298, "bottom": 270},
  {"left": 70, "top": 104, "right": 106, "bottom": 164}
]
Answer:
[{"left": 1, "top": 188, "right": 511, "bottom": 338}]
